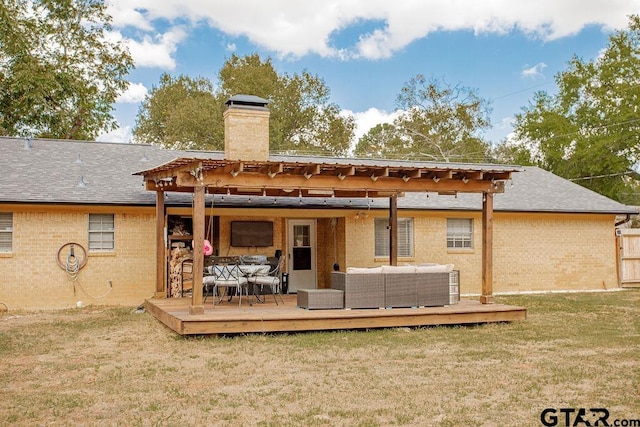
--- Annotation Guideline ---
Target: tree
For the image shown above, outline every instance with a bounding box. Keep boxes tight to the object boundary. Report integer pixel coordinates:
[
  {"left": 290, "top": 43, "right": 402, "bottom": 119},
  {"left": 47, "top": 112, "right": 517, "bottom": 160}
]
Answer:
[
  {"left": 0, "top": 0, "right": 133, "bottom": 140},
  {"left": 489, "top": 138, "right": 534, "bottom": 166},
  {"left": 217, "top": 54, "right": 280, "bottom": 100},
  {"left": 354, "top": 123, "right": 405, "bottom": 158},
  {"left": 510, "top": 15, "right": 640, "bottom": 203},
  {"left": 134, "top": 74, "right": 223, "bottom": 150},
  {"left": 134, "top": 54, "right": 355, "bottom": 156},
  {"left": 355, "top": 75, "right": 492, "bottom": 162}
]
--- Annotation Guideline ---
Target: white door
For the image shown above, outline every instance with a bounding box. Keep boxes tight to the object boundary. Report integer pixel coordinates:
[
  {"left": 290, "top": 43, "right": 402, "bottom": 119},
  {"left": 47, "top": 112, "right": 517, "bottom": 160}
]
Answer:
[{"left": 286, "top": 219, "right": 317, "bottom": 292}]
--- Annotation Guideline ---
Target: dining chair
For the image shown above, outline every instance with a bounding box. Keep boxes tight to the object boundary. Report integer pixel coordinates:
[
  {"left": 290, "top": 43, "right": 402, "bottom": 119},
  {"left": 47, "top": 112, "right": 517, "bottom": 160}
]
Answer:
[
  {"left": 209, "top": 256, "right": 249, "bottom": 306},
  {"left": 202, "top": 256, "right": 217, "bottom": 303},
  {"left": 247, "top": 256, "right": 285, "bottom": 305}
]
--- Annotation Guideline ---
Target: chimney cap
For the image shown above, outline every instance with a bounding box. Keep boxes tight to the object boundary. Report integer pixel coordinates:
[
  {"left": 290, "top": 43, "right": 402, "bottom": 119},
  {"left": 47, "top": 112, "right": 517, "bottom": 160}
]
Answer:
[{"left": 225, "top": 94, "right": 269, "bottom": 109}]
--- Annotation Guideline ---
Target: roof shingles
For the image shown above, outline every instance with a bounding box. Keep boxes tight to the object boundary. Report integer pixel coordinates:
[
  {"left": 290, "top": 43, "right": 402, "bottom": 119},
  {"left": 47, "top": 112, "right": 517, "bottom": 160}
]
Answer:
[{"left": 0, "top": 137, "right": 635, "bottom": 214}]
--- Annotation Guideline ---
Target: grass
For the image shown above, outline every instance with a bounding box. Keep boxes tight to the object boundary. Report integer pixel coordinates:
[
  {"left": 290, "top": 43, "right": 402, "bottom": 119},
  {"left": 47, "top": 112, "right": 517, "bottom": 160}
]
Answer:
[{"left": 0, "top": 290, "right": 638, "bottom": 426}]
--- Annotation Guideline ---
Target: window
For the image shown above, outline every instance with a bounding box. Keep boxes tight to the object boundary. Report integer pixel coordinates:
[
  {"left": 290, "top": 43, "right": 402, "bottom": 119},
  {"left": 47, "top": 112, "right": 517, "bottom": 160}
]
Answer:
[
  {"left": 88, "top": 214, "right": 114, "bottom": 250},
  {"left": 447, "top": 218, "right": 473, "bottom": 249},
  {"left": 0, "top": 212, "right": 13, "bottom": 253},
  {"left": 375, "top": 217, "right": 414, "bottom": 257}
]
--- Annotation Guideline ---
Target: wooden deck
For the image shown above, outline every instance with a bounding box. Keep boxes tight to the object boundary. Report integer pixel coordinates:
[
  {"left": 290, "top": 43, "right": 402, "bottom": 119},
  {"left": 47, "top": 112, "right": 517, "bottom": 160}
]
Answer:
[{"left": 145, "top": 294, "right": 527, "bottom": 336}]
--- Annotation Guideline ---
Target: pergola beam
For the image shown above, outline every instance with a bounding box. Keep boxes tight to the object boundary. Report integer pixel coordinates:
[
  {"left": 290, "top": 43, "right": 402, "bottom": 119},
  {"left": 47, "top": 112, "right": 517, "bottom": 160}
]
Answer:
[{"left": 173, "top": 171, "right": 504, "bottom": 195}]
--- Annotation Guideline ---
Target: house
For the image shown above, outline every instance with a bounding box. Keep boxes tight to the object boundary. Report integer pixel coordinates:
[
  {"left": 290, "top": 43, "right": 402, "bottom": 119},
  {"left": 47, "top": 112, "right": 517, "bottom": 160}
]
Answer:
[{"left": 0, "top": 97, "right": 635, "bottom": 310}]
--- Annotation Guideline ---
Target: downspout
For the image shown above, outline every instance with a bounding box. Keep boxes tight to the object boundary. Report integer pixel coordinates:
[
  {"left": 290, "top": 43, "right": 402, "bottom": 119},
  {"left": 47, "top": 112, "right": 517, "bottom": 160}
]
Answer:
[{"left": 615, "top": 214, "right": 631, "bottom": 227}]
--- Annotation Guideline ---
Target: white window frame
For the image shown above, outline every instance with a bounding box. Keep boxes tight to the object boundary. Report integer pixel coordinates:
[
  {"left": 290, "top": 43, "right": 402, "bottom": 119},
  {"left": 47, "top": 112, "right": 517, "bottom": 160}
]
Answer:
[
  {"left": 88, "top": 214, "right": 115, "bottom": 251},
  {"left": 374, "top": 217, "right": 414, "bottom": 258},
  {"left": 447, "top": 218, "right": 473, "bottom": 249},
  {"left": 0, "top": 212, "right": 13, "bottom": 253}
]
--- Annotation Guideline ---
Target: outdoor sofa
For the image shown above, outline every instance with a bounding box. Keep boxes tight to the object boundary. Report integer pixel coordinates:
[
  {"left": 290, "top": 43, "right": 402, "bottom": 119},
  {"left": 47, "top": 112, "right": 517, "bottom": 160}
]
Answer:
[{"left": 331, "top": 264, "right": 458, "bottom": 309}]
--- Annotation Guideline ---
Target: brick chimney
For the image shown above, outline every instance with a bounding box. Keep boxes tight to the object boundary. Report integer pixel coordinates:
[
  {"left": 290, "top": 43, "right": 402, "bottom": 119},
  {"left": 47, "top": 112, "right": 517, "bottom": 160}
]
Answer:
[{"left": 223, "top": 94, "right": 270, "bottom": 161}]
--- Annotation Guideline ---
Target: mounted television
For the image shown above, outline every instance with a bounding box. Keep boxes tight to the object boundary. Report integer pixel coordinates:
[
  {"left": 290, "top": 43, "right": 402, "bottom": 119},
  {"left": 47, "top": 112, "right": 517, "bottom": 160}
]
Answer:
[{"left": 230, "top": 221, "right": 273, "bottom": 247}]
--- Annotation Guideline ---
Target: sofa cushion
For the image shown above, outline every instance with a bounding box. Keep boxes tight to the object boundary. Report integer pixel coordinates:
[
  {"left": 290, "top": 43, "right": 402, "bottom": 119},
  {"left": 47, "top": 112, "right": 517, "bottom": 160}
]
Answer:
[
  {"left": 415, "top": 264, "right": 454, "bottom": 273},
  {"left": 346, "top": 267, "right": 383, "bottom": 274},
  {"left": 381, "top": 265, "right": 416, "bottom": 274}
]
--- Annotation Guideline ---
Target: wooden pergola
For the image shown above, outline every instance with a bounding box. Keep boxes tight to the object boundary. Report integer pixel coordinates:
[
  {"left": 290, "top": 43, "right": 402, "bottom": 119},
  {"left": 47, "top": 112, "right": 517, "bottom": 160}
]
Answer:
[{"left": 136, "top": 157, "right": 518, "bottom": 315}]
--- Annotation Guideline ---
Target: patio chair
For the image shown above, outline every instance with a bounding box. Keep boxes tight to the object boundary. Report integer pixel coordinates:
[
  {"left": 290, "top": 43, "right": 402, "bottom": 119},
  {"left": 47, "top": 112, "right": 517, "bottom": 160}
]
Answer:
[
  {"left": 202, "top": 256, "right": 217, "bottom": 303},
  {"left": 208, "top": 256, "right": 249, "bottom": 306},
  {"left": 247, "top": 256, "right": 285, "bottom": 305}
]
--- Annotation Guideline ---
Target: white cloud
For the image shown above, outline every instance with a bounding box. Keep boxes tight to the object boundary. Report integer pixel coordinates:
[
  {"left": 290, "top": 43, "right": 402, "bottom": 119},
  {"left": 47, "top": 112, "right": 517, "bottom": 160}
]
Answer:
[
  {"left": 350, "top": 108, "right": 400, "bottom": 140},
  {"left": 130, "top": 28, "right": 187, "bottom": 69},
  {"left": 117, "top": 82, "right": 148, "bottom": 103},
  {"left": 109, "top": 26, "right": 187, "bottom": 69},
  {"left": 106, "top": 1, "right": 152, "bottom": 31},
  {"left": 342, "top": 107, "right": 401, "bottom": 153},
  {"left": 106, "top": 0, "right": 640, "bottom": 62},
  {"left": 495, "top": 116, "right": 516, "bottom": 131},
  {"left": 97, "top": 124, "right": 133, "bottom": 143},
  {"left": 521, "top": 62, "right": 548, "bottom": 79}
]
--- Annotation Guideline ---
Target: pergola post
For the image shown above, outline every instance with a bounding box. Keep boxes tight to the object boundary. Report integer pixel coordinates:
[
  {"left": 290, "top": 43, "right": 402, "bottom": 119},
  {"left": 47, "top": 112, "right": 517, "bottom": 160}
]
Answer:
[
  {"left": 189, "top": 186, "right": 205, "bottom": 315},
  {"left": 389, "top": 194, "right": 398, "bottom": 266},
  {"left": 480, "top": 191, "right": 495, "bottom": 304},
  {"left": 155, "top": 190, "right": 165, "bottom": 297}
]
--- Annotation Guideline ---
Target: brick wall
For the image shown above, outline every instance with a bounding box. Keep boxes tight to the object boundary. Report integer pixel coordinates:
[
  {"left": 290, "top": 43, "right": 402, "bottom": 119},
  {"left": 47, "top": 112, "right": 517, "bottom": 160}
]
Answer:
[
  {"left": 0, "top": 208, "right": 156, "bottom": 310},
  {"left": 316, "top": 218, "right": 344, "bottom": 288},
  {"left": 492, "top": 212, "right": 618, "bottom": 293},
  {"left": 343, "top": 210, "right": 619, "bottom": 295},
  {"left": 223, "top": 107, "right": 270, "bottom": 161},
  {"left": 0, "top": 206, "right": 619, "bottom": 310}
]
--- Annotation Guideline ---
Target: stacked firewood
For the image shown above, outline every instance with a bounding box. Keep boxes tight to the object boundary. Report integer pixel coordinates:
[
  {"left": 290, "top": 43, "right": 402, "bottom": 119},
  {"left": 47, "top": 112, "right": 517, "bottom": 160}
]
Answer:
[{"left": 169, "top": 245, "right": 193, "bottom": 298}]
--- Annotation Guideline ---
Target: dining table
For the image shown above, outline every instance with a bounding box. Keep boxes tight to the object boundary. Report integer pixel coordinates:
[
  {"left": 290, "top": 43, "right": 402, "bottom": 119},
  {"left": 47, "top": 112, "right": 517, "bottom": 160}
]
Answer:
[
  {"left": 238, "top": 264, "right": 271, "bottom": 303},
  {"left": 204, "top": 262, "right": 272, "bottom": 305}
]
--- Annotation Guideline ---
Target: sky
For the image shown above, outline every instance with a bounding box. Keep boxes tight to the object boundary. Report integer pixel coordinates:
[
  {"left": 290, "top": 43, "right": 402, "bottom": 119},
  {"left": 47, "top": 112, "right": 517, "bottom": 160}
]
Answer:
[{"left": 99, "top": 0, "right": 640, "bottom": 150}]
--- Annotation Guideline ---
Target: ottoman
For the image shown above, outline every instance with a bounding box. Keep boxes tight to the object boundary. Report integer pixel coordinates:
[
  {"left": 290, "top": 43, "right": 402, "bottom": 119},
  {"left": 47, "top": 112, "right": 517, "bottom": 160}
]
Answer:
[{"left": 297, "top": 289, "right": 344, "bottom": 309}]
